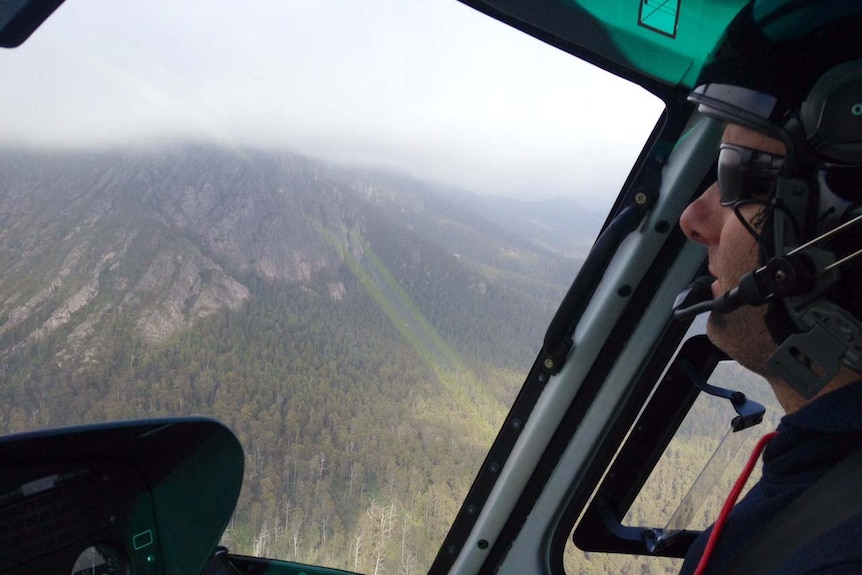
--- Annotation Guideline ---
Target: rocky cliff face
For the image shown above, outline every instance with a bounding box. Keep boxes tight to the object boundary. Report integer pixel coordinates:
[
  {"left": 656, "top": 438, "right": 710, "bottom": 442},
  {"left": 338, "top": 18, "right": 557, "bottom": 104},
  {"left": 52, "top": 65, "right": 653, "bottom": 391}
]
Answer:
[
  {"left": 1, "top": 146, "right": 351, "bottom": 352},
  {"left": 0, "top": 144, "right": 581, "bottom": 360}
]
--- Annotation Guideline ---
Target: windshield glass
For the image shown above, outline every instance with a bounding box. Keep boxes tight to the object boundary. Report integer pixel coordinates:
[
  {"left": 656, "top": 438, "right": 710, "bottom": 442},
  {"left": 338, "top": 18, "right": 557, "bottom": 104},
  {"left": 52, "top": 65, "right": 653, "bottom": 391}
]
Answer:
[{"left": 0, "top": 1, "right": 662, "bottom": 572}]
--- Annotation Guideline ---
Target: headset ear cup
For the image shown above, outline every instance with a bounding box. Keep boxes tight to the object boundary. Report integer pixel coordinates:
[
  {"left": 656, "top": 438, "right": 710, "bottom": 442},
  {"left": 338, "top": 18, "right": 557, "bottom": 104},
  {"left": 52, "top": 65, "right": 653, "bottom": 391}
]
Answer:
[
  {"left": 823, "top": 165, "right": 862, "bottom": 202},
  {"left": 800, "top": 60, "right": 862, "bottom": 164}
]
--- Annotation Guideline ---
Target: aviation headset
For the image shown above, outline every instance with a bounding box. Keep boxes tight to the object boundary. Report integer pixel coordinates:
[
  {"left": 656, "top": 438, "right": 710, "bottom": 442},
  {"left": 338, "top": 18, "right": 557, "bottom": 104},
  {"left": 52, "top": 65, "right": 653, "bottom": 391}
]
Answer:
[{"left": 673, "top": 2, "right": 862, "bottom": 399}]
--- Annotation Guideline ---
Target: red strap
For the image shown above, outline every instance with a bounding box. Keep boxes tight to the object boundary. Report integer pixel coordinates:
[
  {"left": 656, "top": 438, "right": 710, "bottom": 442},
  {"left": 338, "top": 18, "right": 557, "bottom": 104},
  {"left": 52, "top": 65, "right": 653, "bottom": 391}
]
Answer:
[{"left": 693, "top": 431, "right": 779, "bottom": 575}]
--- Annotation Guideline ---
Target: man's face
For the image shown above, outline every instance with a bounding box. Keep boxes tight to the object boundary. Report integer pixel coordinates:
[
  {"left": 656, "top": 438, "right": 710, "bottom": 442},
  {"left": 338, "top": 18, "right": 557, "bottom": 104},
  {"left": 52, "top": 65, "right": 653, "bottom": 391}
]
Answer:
[{"left": 679, "top": 124, "right": 786, "bottom": 374}]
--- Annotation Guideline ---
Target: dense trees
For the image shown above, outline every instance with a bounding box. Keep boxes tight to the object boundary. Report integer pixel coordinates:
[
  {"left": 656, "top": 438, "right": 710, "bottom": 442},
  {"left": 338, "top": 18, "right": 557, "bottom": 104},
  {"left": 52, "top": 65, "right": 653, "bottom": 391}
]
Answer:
[
  {"left": 0, "top": 199, "right": 785, "bottom": 575},
  {"left": 0, "top": 270, "right": 516, "bottom": 572},
  {"left": 0, "top": 260, "right": 786, "bottom": 575}
]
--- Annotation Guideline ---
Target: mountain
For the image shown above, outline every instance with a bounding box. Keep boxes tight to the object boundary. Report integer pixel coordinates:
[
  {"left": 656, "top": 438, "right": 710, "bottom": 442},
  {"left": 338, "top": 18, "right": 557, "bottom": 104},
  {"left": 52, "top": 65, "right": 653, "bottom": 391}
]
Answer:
[
  {"left": 0, "top": 144, "right": 582, "bottom": 364},
  {"left": 0, "top": 144, "right": 781, "bottom": 575},
  {"left": 0, "top": 143, "right": 590, "bottom": 571},
  {"left": 426, "top": 181, "right": 604, "bottom": 259},
  {"left": 330, "top": 167, "right": 600, "bottom": 271}
]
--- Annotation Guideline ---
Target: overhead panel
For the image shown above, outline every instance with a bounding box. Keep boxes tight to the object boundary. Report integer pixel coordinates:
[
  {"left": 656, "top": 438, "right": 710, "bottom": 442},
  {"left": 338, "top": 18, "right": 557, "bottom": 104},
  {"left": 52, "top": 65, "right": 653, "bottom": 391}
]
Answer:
[
  {"left": 568, "top": 0, "right": 748, "bottom": 86},
  {"left": 467, "top": 0, "right": 749, "bottom": 89}
]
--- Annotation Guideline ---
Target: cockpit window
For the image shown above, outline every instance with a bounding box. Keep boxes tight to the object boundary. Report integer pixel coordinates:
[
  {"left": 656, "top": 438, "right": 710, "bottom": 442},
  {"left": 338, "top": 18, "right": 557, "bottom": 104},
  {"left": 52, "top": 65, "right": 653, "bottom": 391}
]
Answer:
[{"left": 0, "top": 1, "right": 661, "bottom": 573}]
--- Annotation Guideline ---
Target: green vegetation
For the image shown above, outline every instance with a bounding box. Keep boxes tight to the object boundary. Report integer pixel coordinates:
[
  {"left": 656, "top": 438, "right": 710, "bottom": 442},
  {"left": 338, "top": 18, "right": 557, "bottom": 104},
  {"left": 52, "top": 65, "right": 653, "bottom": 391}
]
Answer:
[
  {"left": 0, "top": 260, "right": 783, "bottom": 575},
  {"left": 0, "top": 267, "right": 522, "bottom": 573},
  {"left": 0, "top": 146, "right": 567, "bottom": 574},
  {"left": 0, "top": 147, "right": 786, "bottom": 575}
]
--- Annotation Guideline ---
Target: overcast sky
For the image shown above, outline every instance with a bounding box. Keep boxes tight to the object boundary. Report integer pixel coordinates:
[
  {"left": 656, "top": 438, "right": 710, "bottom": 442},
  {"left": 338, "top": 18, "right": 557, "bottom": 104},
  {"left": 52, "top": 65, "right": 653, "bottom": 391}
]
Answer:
[{"left": 0, "top": 0, "right": 663, "bottom": 204}]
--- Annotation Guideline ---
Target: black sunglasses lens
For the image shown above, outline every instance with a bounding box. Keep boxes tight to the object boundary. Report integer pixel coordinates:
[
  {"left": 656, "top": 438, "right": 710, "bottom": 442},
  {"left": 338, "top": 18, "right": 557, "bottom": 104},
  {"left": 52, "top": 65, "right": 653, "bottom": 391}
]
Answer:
[
  {"left": 717, "top": 144, "right": 783, "bottom": 205},
  {"left": 718, "top": 146, "right": 743, "bottom": 205}
]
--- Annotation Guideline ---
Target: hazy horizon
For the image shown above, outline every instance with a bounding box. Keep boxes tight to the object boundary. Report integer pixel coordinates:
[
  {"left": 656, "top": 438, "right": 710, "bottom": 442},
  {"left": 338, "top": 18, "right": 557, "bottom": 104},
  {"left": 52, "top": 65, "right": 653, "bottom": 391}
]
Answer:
[{"left": 0, "top": 0, "right": 664, "bottom": 203}]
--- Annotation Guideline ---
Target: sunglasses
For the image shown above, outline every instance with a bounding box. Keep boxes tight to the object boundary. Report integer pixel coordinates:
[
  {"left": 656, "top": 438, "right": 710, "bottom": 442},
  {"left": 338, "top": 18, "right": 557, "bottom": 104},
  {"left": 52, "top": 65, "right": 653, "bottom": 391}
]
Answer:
[{"left": 717, "top": 143, "right": 785, "bottom": 206}]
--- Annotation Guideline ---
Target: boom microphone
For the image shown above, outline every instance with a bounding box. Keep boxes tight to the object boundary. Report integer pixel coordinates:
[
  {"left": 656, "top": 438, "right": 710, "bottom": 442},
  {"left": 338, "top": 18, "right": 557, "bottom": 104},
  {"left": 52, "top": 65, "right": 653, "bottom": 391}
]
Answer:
[
  {"left": 673, "top": 253, "right": 818, "bottom": 321},
  {"left": 672, "top": 276, "right": 716, "bottom": 320},
  {"left": 672, "top": 273, "right": 760, "bottom": 320}
]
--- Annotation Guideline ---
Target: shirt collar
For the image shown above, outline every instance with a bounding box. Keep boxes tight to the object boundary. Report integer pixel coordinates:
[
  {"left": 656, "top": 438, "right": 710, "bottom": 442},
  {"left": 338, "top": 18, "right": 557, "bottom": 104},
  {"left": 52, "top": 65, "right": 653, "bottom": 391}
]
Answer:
[{"left": 780, "top": 379, "right": 862, "bottom": 433}]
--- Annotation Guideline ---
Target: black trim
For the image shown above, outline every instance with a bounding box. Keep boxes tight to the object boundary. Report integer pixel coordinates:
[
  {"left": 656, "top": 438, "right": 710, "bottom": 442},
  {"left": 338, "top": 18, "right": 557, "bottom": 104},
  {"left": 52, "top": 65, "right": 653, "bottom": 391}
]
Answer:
[
  {"left": 225, "top": 553, "right": 361, "bottom": 575},
  {"left": 574, "top": 336, "right": 728, "bottom": 558},
  {"left": 0, "top": 0, "right": 65, "bottom": 48}
]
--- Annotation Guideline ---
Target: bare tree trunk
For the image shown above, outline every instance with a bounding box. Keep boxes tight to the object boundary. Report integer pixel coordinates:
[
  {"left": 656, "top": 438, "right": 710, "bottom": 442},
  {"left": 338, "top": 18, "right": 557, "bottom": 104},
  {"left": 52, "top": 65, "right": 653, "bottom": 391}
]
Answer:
[
  {"left": 320, "top": 510, "right": 330, "bottom": 559},
  {"left": 290, "top": 522, "right": 302, "bottom": 560},
  {"left": 373, "top": 543, "right": 385, "bottom": 575},
  {"left": 352, "top": 528, "right": 364, "bottom": 572},
  {"left": 399, "top": 551, "right": 417, "bottom": 575},
  {"left": 400, "top": 513, "right": 410, "bottom": 565},
  {"left": 283, "top": 498, "right": 292, "bottom": 542},
  {"left": 252, "top": 521, "right": 271, "bottom": 557}
]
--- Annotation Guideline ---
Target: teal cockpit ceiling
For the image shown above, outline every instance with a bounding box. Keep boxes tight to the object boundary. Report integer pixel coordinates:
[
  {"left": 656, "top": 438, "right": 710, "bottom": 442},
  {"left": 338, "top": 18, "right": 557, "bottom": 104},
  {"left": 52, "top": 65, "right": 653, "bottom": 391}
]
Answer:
[
  {"left": 458, "top": 0, "right": 824, "bottom": 91},
  {"left": 458, "top": 0, "right": 748, "bottom": 89}
]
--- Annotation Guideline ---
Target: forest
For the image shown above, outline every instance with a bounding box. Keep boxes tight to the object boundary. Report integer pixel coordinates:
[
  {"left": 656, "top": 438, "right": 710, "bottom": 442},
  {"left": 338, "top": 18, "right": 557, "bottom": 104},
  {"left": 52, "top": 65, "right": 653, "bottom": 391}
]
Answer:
[
  {"left": 0, "top": 266, "right": 784, "bottom": 575},
  {"left": 1, "top": 266, "right": 526, "bottom": 574},
  {"left": 0, "top": 147, "right": 784, "bottom": 575}
]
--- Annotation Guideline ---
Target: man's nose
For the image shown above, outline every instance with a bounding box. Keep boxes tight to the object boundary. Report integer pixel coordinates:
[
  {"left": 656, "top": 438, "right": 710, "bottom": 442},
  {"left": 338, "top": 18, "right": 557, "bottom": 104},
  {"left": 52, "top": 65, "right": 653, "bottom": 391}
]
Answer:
[{"left": 679, "top": 183, "right": 722, "bottom": 245}]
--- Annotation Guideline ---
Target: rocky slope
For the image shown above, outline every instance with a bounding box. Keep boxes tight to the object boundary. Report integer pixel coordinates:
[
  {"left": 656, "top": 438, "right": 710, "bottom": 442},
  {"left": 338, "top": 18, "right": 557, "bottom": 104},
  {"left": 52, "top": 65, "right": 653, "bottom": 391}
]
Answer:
[{"left": 0, "top": 144, "right": 587, "bottom": 364}]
